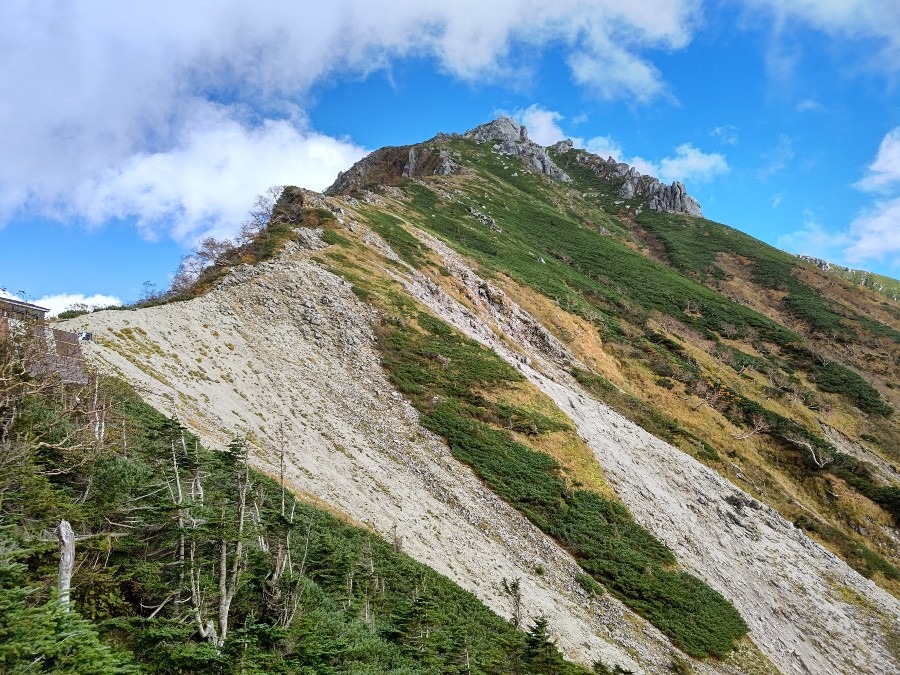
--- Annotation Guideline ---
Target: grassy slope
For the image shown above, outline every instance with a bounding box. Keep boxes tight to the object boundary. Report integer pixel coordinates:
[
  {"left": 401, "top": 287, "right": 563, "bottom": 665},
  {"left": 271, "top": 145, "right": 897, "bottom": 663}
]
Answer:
[
  {"left": 337, "top": 135, "right": 900, "bottom": 596},
  {"left": 800, "top": 258, "right": 900, "bottom": 302},
  {"left": 375, "top": 310, "right": 748, "bottom": 658}
]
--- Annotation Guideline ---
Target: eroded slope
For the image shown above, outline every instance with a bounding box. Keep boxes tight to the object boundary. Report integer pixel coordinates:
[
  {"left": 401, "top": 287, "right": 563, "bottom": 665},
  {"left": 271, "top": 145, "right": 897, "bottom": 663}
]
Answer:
[{"left": 68, "top": 242, "right": 740, "bottom": 674}]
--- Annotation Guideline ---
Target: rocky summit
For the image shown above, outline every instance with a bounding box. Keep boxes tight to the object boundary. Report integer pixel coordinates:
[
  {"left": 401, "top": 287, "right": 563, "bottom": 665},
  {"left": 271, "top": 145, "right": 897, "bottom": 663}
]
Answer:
[
  {"left": 10, "top": 116, "right": 899, "bottom": 675},
  {"left": 463, "top": 116, "right": 571, "bottom": 182}
]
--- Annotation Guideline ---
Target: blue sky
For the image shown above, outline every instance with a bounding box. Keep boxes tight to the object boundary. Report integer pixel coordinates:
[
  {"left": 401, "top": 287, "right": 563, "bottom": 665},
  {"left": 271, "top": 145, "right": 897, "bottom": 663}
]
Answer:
[{"left": 3, "top": 1, "right": 900, "bottom": 313}]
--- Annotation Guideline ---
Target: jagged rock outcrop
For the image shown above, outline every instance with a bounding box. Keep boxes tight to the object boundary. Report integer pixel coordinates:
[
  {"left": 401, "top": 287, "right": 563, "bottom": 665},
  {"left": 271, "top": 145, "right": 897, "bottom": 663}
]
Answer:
[
  {"left": 574, "top": 153, "right": 703, "bottom": 217},
  {"left": 550, "top": 138, "right": 574, "bottom": 154},
  {"left": 434, "top": 148, "right": 460, "bottom": 175},
  {"left": 327, "top": 144, "right": 462, "bottom": 194},
  {"left": 465, "top": 117, "right": 570, "bottom": 182},
  {"left": 648, "top": 180, "right": 702, "bottom": 216},
  {"left": 401, "top": 147, "right": 416, "bottom": 178},
  {"left": 799, "top": 255, "right": 836, "bottom": 273}
]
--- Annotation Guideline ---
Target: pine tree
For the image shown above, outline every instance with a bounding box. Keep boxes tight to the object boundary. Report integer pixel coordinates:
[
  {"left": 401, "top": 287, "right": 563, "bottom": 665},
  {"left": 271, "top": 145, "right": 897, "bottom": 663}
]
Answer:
[{"left": 0, "top": 534, "right": 137, "bottom": 673}]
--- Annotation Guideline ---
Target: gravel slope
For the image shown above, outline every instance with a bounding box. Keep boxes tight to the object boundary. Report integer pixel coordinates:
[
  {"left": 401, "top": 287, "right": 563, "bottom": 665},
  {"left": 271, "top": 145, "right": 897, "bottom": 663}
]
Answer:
[{"left": 66, "top": 242, "right": 750, "bottom": 674}]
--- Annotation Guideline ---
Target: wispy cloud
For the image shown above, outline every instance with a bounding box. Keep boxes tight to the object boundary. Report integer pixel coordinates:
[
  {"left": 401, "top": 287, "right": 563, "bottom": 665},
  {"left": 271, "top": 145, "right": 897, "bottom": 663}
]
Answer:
[
  {"left": 771, "top": 192, "right": 785, "bottom": 208},
  {"left": 792, "top": 127, "right": 900, "bottom": 267},
  {"left": 745, "top": 1, "right": 900, "bottom": 71},
  {"left": 758, "top": 134, "right": 795, "bottom": 179},
  {"left": 777, "top": 127, "right": 900, "bottom": 269},
  {"left": 776, "top": 209, "right": 848, "bottom": 260},
  {"left": 795, "top": 98, "right": 822, "bottom": 113},
  {"left": 855, "top": 127, "right": 900, "bottom": 193},
  {"left": 658, "top": 144, "right": 729, "bottom": 183},
  {"left": 711, "top": 125, "right": 739, "bottom": 146}
]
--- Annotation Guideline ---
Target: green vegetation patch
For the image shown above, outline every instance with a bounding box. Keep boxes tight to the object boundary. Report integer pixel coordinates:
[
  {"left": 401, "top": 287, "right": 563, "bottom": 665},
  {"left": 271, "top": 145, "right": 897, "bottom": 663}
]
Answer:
[
  {"left": 376, "top": 311, "right": 748, "bottom": 658},
  {"left": 364, "top": 208, "right": 432, "bottom": 269},
  {"left": 632, "top": 211, "right": 894, "bottom": 415}
]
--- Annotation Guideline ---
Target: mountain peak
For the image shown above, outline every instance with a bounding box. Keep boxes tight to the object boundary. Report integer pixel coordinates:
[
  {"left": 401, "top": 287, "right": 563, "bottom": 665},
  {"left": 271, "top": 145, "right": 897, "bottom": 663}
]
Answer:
[
  {"left": 465, "top": 116, "right": 702, "bottom": 218},
  {"left": 325, "top": 115, "right": 699, "bottom": 218},
  {"left": 463, "top": 116, "right": 570, "bottom": 182},
  {"left": 464, "top": 116, "right": 529, "bottom": 144}
]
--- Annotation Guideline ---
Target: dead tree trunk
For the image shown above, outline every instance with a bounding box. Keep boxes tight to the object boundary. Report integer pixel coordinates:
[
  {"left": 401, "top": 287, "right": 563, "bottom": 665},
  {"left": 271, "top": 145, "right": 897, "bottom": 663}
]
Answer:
[
  {"left": 58, "top": 520, "right": 74, "bottom": 609},
  {"left": 215, "top": 451, "right": 250, "bottom": 647}
]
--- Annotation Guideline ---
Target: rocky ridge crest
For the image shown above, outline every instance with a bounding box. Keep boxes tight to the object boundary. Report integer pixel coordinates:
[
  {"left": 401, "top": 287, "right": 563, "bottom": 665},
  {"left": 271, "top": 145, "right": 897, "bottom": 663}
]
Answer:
[
  {"left": 327, "top": 116, "right": 702, "bottom": 220},
  {"left": 554, "top": 142, "right": 703, "bottom": 217}
]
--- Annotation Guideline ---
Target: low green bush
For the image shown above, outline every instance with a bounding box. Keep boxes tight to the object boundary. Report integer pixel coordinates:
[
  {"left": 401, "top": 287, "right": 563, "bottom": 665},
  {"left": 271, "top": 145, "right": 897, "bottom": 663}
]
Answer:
[{"left": 377, "top": 312, "right": 748, "bottom": 657}]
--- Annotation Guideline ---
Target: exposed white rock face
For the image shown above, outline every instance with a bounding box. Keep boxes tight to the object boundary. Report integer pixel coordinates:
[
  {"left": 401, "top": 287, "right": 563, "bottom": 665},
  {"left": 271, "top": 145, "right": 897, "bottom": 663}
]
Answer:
[
  {"left": 648, "top": 180, "right": 702, "bottom": 217},
  {"left": 550, "top": 139, "right": 574, "bottom": 154},
  {"left": 435, "top": 148, "right": 460, "bottom": 175},
  {"left": 401, "top": 147, "right": 416, "bottom": 178},
  {"left": 465, "top": 116, "right": 570, "bottom": 182},
  {"left": 465, "top": 116, "right": 528, "bottom": 144}
]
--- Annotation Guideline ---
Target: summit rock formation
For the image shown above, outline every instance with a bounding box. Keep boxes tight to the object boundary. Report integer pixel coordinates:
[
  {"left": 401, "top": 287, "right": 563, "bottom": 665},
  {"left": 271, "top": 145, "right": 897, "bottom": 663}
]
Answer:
[{"left": 463, "top": 116, "right": 571, "bottom": 182}]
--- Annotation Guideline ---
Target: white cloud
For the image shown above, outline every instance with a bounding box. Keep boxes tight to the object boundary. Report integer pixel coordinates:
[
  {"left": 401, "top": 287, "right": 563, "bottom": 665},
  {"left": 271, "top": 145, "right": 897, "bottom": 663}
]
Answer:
[
  {"left": 509, "top": 105, "right": 569, "bottom": 146},
  {"left": 745, "top": 1, "right": 900, "bottom": 69},
  {"left": 0, "top": 1, "right": 703, "bottom": 242},
  {"left": 845, "top": 196, "right": 900, "bottom": 264},
  {"left": 568, "top": 45, "right": 669, "bottom": 103},
  {"left": 798, "top": 128, "right": 900, "bottom": 267},
  {"left": 842, "top": 129, "right": 900, "bottom": 266},
  {"left": 38, "top": 294, "right": 124, "bottom": 317},
  {"left": 855, "top": 127, "right": 900, "bottom": 193},
  {"left": 771, "top": 192, "right": 784, "bottom": 208},
  {"left": 776, "top": 209, "right": 848, "bottom": 260},
  {"left": 66, "top": 104, "right": 366, "bottom": 244},
  {"left": 0, "top": 290, "right": 122, "bottom": 317},
  {"left": 658, "top": 144, "right": 729, "bottom": 183},
  {"left": 585, "top": 135, "right": 625, "bottom": 160}
]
